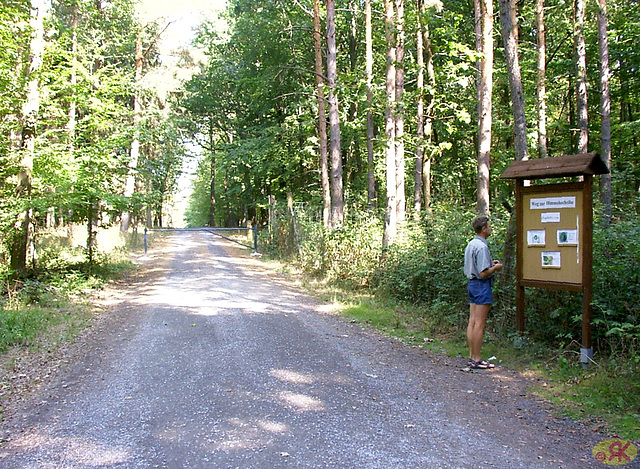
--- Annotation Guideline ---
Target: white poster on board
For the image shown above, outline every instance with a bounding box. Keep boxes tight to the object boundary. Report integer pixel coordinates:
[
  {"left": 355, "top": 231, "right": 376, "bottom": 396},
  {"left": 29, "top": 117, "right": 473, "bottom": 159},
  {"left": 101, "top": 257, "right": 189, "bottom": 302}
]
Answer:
[
  {"left": 527, "top": 230, "right": 546, "bottom": 246},
  {"left": 557, "top": 229, "right": 578, "bottom": 246},
  {"left": 541, "top": 251, "right": 561, "bottom": 268},
  {"left": 530, "top": 196, "right": 576, "bottom": 210},
  {"left": 541, "top": 212, "right": 561, "bottom": 223}
]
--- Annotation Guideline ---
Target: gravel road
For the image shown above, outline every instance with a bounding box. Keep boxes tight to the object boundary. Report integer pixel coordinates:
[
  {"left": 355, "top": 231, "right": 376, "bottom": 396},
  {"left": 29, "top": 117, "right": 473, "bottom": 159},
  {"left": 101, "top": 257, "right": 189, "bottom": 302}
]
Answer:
[{"left": 0, "top": 231, "right": 619, "bottom": 468}]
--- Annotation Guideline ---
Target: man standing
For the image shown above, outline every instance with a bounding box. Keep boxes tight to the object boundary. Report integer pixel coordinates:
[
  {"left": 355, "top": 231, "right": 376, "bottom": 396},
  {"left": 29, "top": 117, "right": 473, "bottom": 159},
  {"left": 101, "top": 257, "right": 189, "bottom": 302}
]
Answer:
[{"left": 464, "top": 216, "right": 503, "bottom": 369}]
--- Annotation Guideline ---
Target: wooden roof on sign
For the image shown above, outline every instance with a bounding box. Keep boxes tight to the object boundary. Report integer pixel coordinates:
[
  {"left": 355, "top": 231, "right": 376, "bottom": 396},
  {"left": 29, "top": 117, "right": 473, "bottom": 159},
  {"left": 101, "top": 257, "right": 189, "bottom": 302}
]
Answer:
[{"left": 500, "top": 152, "right": 609, "bottom": 180}]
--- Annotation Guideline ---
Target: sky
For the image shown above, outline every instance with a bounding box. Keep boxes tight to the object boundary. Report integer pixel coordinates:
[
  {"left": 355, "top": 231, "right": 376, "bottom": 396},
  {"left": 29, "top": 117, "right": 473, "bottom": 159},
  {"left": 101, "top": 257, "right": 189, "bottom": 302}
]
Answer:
[{"left": 136, "top": 0, "right": 228, "bottom": 55}]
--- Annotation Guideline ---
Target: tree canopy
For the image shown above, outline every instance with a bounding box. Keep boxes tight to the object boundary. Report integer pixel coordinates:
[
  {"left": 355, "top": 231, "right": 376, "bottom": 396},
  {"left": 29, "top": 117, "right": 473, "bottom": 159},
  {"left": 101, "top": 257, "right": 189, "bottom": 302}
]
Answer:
[{"left": 0, "top": 0, "right": 638, "bottom": 351}]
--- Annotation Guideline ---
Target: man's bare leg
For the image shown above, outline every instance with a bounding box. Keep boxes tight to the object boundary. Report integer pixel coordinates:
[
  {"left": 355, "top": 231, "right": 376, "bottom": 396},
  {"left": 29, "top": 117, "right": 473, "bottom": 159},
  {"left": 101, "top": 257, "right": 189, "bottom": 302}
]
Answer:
[{"left": 467, "top": 303, "right": 490, "bottom": 362}]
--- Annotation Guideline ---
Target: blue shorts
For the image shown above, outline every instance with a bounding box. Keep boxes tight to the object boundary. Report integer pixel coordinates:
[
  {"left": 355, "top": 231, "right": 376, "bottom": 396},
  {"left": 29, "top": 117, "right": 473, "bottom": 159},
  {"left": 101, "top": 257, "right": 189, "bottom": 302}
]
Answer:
[{"left": 468, "top": 278, "right": 493, "bottom": 305}]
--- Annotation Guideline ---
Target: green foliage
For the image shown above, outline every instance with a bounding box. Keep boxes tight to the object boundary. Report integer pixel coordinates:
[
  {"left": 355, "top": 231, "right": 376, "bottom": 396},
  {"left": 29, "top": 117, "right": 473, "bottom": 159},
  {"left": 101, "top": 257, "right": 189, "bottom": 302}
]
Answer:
[
  {"left": 535, "top": 354, "right": 640, "bottom": 440},
  {"left": 591, "top": 216, "right": 640, "bottom": 355},
  {"left": 300, "top": 215, "right": 383, "bottom": 287},
  {"left": 0, "top": 246, "right": 135, "bottom": 352}
]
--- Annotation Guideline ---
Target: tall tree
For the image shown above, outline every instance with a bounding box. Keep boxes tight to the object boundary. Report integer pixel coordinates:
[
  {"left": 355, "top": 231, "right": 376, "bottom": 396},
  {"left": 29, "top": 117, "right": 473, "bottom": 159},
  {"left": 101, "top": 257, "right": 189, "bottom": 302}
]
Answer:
[
  {"left": 574, "top": 0, "right": 589, "bottom": 154},
  {"left": 414, "top": 0, "right": 426, "bottom": 217},
  {"left": 121, "top": 20, "right": 172, "bottom": 232},
  {"left": 475, "top": 0, "right": 493, "bottom": 215},
  {"left": 365, "top": 0, "right": 376, "bottom": 211},
  {"left": 422, "top": 4, "right": 438, "bottom": 216},
  {"left": 382, "top": 0, "right": 397, "bottom": 249},
  {"left": 597, "top": 0, "right": 612, "bottom": 221},
  {"left": 394, "top": 0, "right": 406, "bottom": 223},
  {"left": 535, "top": 0, "right": 548, "bottom": 158},
  {"left": 120, "top": 28, "right": 144, "bottom": 233},
  {"left": 326, "top": 0, "right": 343, "bottom": 228},
  {"left": 10, "top": 0, "right": 47, "bottom": 272},
  {"left": 498, "top": 0, "right": 528, "bottom": 162},
  {"left": 498, "top": 0, "right": 527, "bottom": 305},
  {"left": 313, "top": 0, "right": 331, "bottom": 228}
]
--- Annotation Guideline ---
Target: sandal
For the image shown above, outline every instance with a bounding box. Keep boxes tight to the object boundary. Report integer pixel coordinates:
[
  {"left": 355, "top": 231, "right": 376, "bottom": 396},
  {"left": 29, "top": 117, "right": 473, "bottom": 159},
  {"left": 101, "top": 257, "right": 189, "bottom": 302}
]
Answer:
[{"left": 468, "top": 358, "right": 495, "bottom": 369}]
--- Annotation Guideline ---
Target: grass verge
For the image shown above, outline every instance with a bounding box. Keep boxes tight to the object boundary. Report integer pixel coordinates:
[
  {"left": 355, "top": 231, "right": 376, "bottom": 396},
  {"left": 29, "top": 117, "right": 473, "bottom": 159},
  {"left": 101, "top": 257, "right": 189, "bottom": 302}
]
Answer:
[{"left": 1, "top": 254, "right": 136, "bottom": 351}]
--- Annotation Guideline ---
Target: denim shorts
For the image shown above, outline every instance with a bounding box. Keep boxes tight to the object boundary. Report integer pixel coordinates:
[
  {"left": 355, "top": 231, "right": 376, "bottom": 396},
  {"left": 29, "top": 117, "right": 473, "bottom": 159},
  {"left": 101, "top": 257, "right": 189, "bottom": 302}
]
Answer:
[{"left": 468, "top": 278, "right": 493, "bottom": 305}]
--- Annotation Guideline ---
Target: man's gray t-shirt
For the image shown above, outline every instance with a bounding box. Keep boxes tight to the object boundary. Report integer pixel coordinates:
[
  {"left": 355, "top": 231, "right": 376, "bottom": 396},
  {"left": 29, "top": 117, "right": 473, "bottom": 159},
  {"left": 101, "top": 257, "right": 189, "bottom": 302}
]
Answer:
[{"left": 464, "top": 236, "right": 493, "bottom": 280}]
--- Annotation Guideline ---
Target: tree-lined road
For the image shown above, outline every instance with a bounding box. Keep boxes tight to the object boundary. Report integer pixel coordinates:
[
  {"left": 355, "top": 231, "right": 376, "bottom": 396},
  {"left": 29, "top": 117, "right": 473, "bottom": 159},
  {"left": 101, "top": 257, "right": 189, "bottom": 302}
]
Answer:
[{"left": 0, "top": 232, "right": 604, "bottom": 468}]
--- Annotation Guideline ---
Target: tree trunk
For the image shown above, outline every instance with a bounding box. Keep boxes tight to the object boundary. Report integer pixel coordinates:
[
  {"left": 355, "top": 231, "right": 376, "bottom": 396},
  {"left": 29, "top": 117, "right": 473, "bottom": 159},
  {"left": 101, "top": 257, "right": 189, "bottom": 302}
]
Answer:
[
  {"left": 414, "top": 0, "right": 425, "bottom": 218},
  {"left": 498, "top": 0, "right": 527, "bottom": 308},
  {"left": 575, "top": 0, "right": 589, "bottom": 154},
  {"left": 597, "top": 0, "right": 612, "bottom": 222},
  {"left": 314, "top": 0, "right": 331, "bottom": 228},
  {"left": 11, "top": 0, "right": 47, "bottom": 273},
  {"left": 209, "top": 125, "right": 216, "bottom": 227},
  {"left": 498, "top": 0, "right": 528, "bottom": 162},
  {"left": 394, "top": 0, "right": 406, "bottom": 223},
  {"left": 423, "top": 19, "right": 435, "bottom": 216},
  {"left": 365, "top": 0, "right": 376, "bottom": 211},
  {"left": 67, "top": 2, "right": 78, "bottom": 150},
  {"left": 476, "top": 0, "right": 493, "bottom": 215},
  {"left": 121, "top": 30, "right": 144, "bottom": 232},
  {"left": 382, "top": 0, "right": 397, "bottom": 249},
  {"left": 326, "top": 0, "right": 344, "bottom": 228},
  {"left": 287, "top": 192, "right": 302, "bottom": 258},
  {"left": 536, "top": 0, "right": 548, "bottom": 158}
]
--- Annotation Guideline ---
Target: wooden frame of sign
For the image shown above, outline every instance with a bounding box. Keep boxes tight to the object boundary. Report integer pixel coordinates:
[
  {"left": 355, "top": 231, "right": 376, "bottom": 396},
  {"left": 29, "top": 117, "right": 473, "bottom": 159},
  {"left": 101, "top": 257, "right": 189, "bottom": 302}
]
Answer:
[{"left": 501, "top": 152, "right": 609, "bottom": 362}]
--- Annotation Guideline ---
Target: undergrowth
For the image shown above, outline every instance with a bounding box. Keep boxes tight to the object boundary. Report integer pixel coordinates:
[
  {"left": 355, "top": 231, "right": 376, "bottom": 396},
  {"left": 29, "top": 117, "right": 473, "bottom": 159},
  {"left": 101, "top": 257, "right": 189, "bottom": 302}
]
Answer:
[{"left": 0, "top": 247, "right": 136, "bottom": 353}]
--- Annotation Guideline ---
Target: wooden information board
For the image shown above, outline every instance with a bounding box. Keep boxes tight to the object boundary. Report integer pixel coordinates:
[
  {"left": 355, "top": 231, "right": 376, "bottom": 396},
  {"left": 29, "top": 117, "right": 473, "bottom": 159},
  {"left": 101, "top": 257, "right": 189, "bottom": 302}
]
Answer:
[
  {"left": 521, "top": 183, "right": 585, "bottom": 287},
  {"left": 501, "top": 152, "right": 609, "bottom": 362}
]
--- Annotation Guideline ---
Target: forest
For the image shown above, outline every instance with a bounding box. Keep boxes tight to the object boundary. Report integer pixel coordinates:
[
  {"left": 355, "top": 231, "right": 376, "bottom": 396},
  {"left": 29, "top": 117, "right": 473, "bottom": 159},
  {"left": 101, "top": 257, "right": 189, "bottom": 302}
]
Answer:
[{"left": 1, "top": 0, "right": 639, "bottom": 388}]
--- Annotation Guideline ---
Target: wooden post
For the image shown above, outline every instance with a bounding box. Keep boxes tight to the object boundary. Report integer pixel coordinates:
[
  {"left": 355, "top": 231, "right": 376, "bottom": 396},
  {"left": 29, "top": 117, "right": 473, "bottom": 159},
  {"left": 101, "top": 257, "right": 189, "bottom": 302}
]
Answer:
[
  {"left": 581, "top": 176, "right": 594, "bottom": 364},
  {"left": 515, "top": 179, "right": 525, "bottom": 333}
]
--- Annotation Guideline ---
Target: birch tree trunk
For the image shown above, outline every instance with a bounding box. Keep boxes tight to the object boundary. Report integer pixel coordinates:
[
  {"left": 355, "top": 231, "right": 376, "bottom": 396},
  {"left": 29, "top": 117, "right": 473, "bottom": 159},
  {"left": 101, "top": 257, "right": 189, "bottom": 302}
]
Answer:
[
  {"left": 536, "top": 0, "right": 548, "bottom": 158},
  {"left": 313, "top": 0, "right": 331, "bottom": 228},
  {"left": 597, "top": 0, "right": 612, "bottom": 222},
  {"left": 365, "top": 0, "right": 376, "bottom": 211},
  {"left": 476, "top": 0, "right": 493, "bottom": 215},
  {"left": 382, "top": 0, "right": 397, "bottom": 249},
  {"left": 575, "top": 0, "right": 589, "bottom": 154},
  {"left": 394, "top": 0, "right": 406, "bottom": 223},
  {"left": 326, "top": 0, "right": 344, "bottom": 228}
]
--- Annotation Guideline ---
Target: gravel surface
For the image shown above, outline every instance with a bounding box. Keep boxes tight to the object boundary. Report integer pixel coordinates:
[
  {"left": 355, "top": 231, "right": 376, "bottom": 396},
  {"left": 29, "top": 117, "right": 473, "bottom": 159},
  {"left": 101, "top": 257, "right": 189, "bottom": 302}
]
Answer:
[{"left": 0, "top": 231, "right": 621, "bottom": 468}]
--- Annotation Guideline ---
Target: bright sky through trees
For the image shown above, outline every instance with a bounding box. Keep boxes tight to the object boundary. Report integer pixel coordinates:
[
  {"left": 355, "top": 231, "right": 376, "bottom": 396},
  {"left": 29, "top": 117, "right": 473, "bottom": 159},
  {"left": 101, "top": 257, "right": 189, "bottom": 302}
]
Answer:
[
  {"left": 134, "top": 0, "right": 228, "bottom": 226},
  {"left": 136, "top": 0, "right": 228, "bottom": 55}
]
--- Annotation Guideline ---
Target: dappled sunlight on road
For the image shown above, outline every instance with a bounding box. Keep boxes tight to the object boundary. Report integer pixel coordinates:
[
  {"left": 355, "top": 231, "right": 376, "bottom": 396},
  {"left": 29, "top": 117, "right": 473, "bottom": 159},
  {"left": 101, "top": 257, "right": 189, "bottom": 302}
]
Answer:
[
  {"left": 277, "top": 391, "right": 326, "bottom": 412},
  {"left": 0, "top": 432, "right": 132, "bottom": 466},
  {"left": 212, "top": 417, "right": 291, "bottom": 452}
]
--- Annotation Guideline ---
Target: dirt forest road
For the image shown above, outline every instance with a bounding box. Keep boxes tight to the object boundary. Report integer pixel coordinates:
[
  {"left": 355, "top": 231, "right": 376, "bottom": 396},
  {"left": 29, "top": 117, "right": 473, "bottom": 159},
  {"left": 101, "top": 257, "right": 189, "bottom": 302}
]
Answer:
[{"left": 0, "top": 231, "right": 617, "bottom": 468}]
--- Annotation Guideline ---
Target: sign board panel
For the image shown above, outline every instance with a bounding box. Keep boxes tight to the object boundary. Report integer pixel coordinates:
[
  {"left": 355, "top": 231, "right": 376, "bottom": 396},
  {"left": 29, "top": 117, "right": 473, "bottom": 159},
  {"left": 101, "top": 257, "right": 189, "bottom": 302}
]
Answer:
[{"left": 521, "top": 184, "right": 584, "bottom": 286}]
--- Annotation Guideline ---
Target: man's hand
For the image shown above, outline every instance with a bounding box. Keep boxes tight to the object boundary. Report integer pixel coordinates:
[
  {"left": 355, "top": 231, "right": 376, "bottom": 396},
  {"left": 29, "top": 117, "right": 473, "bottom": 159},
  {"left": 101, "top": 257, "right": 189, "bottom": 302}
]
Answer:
[{"left": 493, "top": 260, "right": 503, "bottom": 272}]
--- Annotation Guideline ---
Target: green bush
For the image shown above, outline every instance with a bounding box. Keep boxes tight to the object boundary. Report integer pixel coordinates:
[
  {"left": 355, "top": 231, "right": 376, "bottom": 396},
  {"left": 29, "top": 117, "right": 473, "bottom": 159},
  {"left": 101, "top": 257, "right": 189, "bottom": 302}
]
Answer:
[
  {"left": 262, "top": 202, "right": 640, "bottom": 357},
  {"left": 591, "top": 217, "right": 640, "bottom": 355}
]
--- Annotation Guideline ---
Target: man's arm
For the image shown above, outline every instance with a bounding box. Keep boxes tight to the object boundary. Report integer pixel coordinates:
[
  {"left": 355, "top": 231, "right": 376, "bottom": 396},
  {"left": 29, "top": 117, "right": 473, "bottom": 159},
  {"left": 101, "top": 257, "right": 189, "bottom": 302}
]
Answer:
[{"left": 479, "top": 260, "right": 503, "bottom": 279}]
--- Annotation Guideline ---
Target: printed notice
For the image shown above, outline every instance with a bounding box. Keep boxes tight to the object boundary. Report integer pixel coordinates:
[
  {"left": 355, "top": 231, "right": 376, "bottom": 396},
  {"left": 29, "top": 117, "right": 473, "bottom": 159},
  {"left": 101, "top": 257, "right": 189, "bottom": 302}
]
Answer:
[
  {"left": 530, "top": 196, "right": 576, "bottom": 210},
  {"left": 541, "top": 212, "right": 561, "bottom": 223},
  {"left": 541, "top": 251, "right": 561, "bottom": 268},
  {"left": 527, "top": 230, "right": 546, "bottom": 246},
  {"left": 557, "top": 229, "right": 578, "bottom": 246}
]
